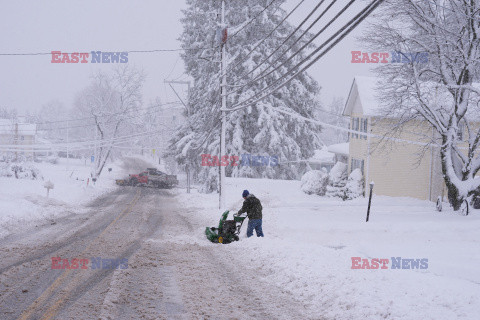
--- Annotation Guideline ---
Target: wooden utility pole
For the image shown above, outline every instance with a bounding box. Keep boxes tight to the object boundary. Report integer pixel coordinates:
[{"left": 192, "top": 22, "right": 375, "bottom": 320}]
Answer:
[{"left": 219, "top": 0, "right": 227, "bottom": 211}]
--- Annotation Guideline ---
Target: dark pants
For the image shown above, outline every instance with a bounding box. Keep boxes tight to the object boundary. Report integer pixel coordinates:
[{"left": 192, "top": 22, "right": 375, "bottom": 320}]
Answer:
[{"left": 247, "top": 219, "right": 264, "bottom": 237}]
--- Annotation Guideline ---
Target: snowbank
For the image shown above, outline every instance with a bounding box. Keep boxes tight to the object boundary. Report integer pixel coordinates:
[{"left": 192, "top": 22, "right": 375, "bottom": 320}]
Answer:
[
  {"left": 300, "top": 169, "right": 328, "bottom": 195},
  {"left": 176, "top": 177, "right": 480, "bottom": 320},
  {"left": 0, "top": 155, "right": 157, "bottom": 238}
]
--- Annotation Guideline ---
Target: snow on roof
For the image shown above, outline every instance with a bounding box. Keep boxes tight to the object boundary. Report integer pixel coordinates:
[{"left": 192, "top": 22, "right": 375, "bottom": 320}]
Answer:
[
  {"left": 354, "top": 76, "right": 382, "bottom": 116},
  {"left": 0, "top": 119, "right": 37, "bottom": 136},
  {"left": 343, "top": 76, "right": 382, "bottom": 117},
  {"left": 344, "top": 76, "right": 480, "bottom": 119},
  {"left": 309, "top": 146, "right": 335, "bottom": 163},
  {"left": 327, "top": 142, "right": 349, "bottom": 156}
]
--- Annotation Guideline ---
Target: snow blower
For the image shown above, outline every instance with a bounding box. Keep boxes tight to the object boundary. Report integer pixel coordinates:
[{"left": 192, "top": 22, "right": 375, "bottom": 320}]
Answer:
[{"left": 205, "top": 210, "right": 246, "bottom": 244}]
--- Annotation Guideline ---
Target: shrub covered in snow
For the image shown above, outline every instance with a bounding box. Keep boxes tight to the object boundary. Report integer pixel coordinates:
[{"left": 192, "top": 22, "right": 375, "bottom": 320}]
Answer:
[
  {"left": 326, "top": 162, "right": 348, "bottom": 200},
  {"left": 0, "top": 162, "right": 42, "bottom": 180},
  {"left": 301, "top": 169, "right": 329, "bottom": 196},
  {"left": 345, "top": 168, "right": 364, "bottom": 200}
]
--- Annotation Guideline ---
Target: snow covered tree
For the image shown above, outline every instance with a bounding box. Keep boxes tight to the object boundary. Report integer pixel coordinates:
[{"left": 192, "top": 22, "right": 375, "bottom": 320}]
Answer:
[
  {"left": 75, "top": 66, "right": 145, "bottom": 177},
  {"left": 36, "top": 100, "right": 70, "bottom": 142},
  {"left": 362, "top": 0, "right": 480, "bottom": 210},
  {"left": 170, "top": 0, "right": 322, "bottom": 192},
  {"left": 301, "top": 169, "right": 329, "bottom": 196},
  {"left": 0, "top": 107, "right": 17, "bottom": 120},
  {"left": 326, "top": 162, "right": 348, "bottom": 199},
  {"left": 345, "top": 168, "right": 364, "bottom": 200},
  {"left": 317, "top": 97, "right": 348, "bottom": 146}
]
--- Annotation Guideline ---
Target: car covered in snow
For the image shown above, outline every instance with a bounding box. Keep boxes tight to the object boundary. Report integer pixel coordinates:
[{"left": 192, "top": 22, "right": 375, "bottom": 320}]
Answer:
[{"left": 116, "top": 168, "right": 178, "bottom": 188}]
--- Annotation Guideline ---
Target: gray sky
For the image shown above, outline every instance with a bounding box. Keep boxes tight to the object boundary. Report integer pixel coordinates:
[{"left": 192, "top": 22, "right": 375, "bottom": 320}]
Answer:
[{"left": 0, "top": 0, "right": 372, "bottom": 115}]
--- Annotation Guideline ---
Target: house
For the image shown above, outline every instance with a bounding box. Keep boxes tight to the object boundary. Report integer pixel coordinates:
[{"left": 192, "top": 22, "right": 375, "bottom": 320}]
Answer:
[
  {"left": 0, "top": 119, "right": 37, "bottom": 160},
  {"left": 327, "top": 142, "right": 349, "bottom": 165},
  {"left": 342, "top": 76, "right": 445, "bottom": 201},
  {"left": 307, "top": 146, "right": 335, "bottom": 171}
]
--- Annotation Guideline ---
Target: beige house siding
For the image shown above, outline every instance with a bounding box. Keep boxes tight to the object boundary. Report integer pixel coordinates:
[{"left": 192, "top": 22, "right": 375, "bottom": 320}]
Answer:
[
  {"left": 345, "top": 80, "right": 446, "bottom": 201},
  {"left": 342, "top": 76, "right": 480, "bottom": 202},
  {"left": 349, "top": 117, "right": 446, "bottom": 201}
]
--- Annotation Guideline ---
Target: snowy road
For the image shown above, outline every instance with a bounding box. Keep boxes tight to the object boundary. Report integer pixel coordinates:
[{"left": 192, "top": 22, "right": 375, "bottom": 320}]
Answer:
[{"left": 0, "top": 186, "right": 310, "bottom": 320}]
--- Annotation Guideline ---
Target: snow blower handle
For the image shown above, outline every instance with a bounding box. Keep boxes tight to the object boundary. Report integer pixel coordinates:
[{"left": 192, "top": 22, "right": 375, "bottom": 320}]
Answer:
[{"left": 233, "top": 211, "right": 245, "bottom": 218}]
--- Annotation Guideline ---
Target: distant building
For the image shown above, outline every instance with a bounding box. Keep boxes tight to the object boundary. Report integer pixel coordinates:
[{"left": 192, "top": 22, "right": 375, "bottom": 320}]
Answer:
[
  {"left": 0, "top": 118, "right": 37, "bottom": 160},
  {"left": 343, "top": 76, "right": 445, "bottom": 201},
  {"left": 307, "top": 146, "right": 335, "bottom": 171},
  {"left": 327, "top": 142, "right": 349, "bottom": 165}
]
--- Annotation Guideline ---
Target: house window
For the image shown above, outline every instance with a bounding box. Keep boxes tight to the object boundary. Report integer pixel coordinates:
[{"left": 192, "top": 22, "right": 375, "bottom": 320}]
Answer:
[
  {"left": 351, "top": 158, "right": 364, "bottom": 175},
  {"left": 362, "top": 118, "right": 368, "bottom": 139},
  {"left": 351, "top": 117, "right": 368, "bottom": 139},
  {"left": 352, "top": 117, "right": 360, "bottom": 139},
  {"left": 360, "top": 118, "right": 364, "bottom": 139}
]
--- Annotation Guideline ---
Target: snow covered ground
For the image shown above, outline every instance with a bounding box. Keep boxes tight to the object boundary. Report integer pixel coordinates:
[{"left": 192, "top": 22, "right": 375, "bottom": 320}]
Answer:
[
  {"left": 0, "top": 156, "right": 156, "bottom": 239},
  {"left": 2, "top": 158, "right": 478, "bottom": 319},
  {"left": 176, "top": 177, "right": 480, "bottom": 320}
]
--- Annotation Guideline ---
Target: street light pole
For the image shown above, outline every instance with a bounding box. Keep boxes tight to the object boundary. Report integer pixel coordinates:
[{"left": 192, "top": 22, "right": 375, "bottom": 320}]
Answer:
[{"left": 219, "top": 0, "right": 227, "bottom": 211}]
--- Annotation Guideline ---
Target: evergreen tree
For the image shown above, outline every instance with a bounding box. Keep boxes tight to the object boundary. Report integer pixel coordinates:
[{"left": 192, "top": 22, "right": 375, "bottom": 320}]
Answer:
[
  {"left": 326, "top": 162, "right": 347, "bottom": 200},
  {"left": 170, "top": 0, "right": 322, "bottom": 192}
]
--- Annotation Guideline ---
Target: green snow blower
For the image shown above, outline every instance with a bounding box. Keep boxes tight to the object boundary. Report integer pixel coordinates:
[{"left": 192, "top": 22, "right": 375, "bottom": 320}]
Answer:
[{"left": 205, "top": 210, "right": 246, "bottom": 244}]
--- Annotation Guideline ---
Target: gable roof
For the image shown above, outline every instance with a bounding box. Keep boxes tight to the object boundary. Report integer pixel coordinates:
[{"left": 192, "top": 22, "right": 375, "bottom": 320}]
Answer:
[
  {"left": 343, "top": 76, "right": 382, "bottom": 117},
  {"left": 343, "top": 76, "right": 480, "bottom": 120}
]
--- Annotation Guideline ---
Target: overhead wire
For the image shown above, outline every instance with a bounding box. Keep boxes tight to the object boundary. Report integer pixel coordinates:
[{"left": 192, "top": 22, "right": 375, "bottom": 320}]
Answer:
[
  {"left": 0, "top": 101, "right": 181, "bottom": 128},
  {"left": 227, "top": 0, "right": 330, "bottom": 82},
  {"left": 224, "top": 0, "right": 384, "bottom": 112},
  {"left": 227, "top": 0, "right": 280, "bottom": 40},
  {"left": 225, "top": 0, "right": 353, "bottom": 97},
  {"left": 0, "top": 46, "right": 221, "bottom": 57},
  {"left": 222, "top": 0, "right": 306, "bottom": 79},
  {"left": 0, "top": 127, "right": 171, "bottom": 151}
]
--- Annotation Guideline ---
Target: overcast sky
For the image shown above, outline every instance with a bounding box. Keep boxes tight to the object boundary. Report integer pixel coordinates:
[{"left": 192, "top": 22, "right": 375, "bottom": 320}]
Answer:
[{"left": 0, "top": 0, "right": 373, "bottom": 115}]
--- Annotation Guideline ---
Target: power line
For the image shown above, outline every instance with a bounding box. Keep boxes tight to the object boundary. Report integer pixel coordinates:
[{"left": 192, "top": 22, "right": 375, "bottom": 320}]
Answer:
[
  {"left": 223, "top": 0, "right": 307, "bottom": 78},
  {"left": 0, "top": 101, "right": 181, "bottom": 128},
  {"left": 224, "top": 0, "right": 383, "bottom": 112},
  {"left": 228, "top": 0, "right": 280, "bottom": 40},
  {"left": 0, "top": 46, "right": 221, "bottom": 57},
  {"left": 0, "top": 127, "right": 170, "bottom": 151},
  {"left": 225, "top": 0, "right": 353, "bottom": 98},
  {"left": 230, "top": 0, "right": 330, "bottom": 82},
  {"left": 0, "top": 1, "right": 280, "bottom": 58},
  {"left": 210, "top": 0, "right": 335, "bottom": 93}
]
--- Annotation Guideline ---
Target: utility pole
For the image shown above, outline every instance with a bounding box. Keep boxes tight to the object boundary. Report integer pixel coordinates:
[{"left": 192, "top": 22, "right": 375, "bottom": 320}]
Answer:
[
  {"left": 219, "top": 0, "right": 227, "bottom": 211},
  {"left": 165, "top": 79, "right": 192, "bottom": 193},
  {"left": 14, "top": 122, "right": 18, "bottom": 162}
]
